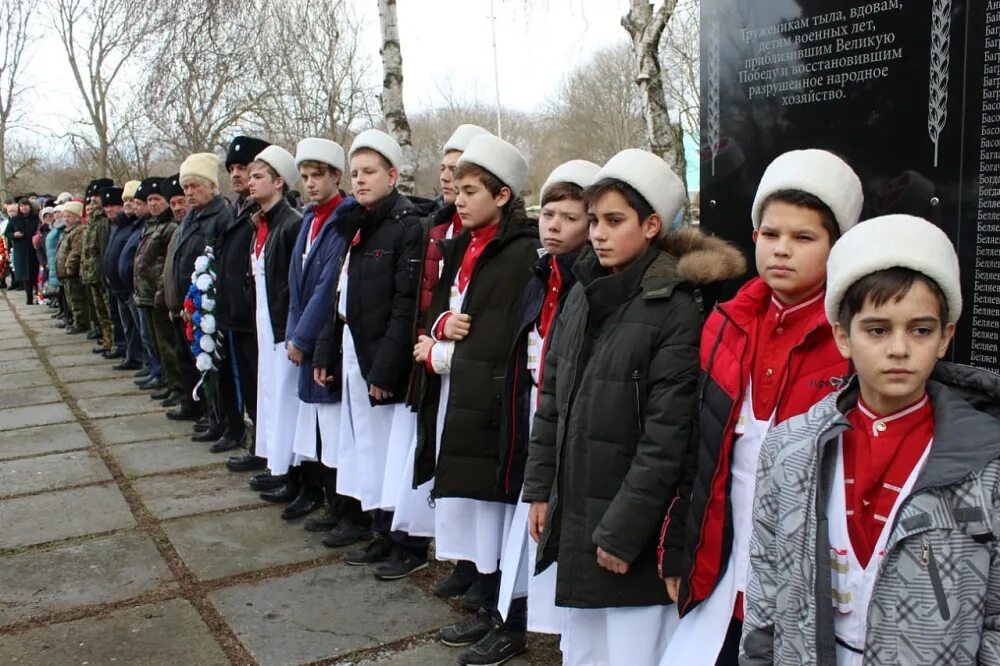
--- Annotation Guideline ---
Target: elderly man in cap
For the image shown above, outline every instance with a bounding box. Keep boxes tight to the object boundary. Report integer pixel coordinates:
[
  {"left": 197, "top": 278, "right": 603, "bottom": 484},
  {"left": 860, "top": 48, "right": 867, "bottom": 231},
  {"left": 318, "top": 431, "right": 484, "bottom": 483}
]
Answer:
[
  {"left": 105, "top": 181, "right": 144, "bottom": 368},
  {"left": 165, "top": 152, "right": 234, "bottom": 424},
  {"left": 81, "top": 178, "right": 116, "bottom": 355},
  {"left": 202, "top": 135, "right": 271, "bottom": 453}
]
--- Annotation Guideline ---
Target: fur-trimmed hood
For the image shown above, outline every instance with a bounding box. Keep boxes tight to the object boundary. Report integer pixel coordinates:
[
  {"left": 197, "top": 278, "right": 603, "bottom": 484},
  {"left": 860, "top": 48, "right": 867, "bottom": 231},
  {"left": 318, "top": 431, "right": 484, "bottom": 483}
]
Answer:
[{"left": 657, "top": 226, "right": 747, "bottom": 286}]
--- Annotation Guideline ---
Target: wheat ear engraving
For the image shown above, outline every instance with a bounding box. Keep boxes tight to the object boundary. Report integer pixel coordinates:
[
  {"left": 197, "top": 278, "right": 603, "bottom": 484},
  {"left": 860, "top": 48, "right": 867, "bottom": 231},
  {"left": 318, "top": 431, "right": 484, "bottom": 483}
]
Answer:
[
  {"left": 708, "top": 10, "right": 721, "bottom": 176},
  {"left": 928, "top": 0, "right": 952, "bottom": 168}
]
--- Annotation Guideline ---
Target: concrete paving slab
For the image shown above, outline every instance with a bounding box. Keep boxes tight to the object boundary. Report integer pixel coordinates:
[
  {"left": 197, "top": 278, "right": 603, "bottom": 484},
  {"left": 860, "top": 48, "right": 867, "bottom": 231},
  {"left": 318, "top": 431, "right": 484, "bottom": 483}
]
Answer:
[
  {"left": 0, "top": 599, "right": 229, "bottom": 666},
  {"left": 0, "top": 450, "right": 112, "bottom": 498},
  {"left": 356, "top": 641, "right": 533, "bottom": 665},
  {"left": 0, "top": 402, "right": 75, "bottom": 430},
  {"left": 77, "top": 393, "right": 164, "bottom": 419},
  {"left": 53, "top": 363, "right": 123, "bottom": 383},
  {"left": 112, "top": 437, "right": 224, "bottom": 477},
  {"left": 0, "top": 421, "right": 90, "bottom": 460},
  {"left": 0, "top": 368, "right": 58, "bottom": 390},
  {"left": 0, "top": 385, "right": 61, "bottom": 409},
  {"left": 0, "top": 484, "right": 134, "bottom": 549},
  {"left": 64, "top": 376, "right": 144, "bottom": 399},
  {"left": 209, "top": 563, "right": 463, "bottom": 666},
  {"left": 0, "top": 347, "right": 38, "bottom": 362},
  {"left": 47, "top": 350, "right": 109, "bottom": 367},
  {"left": 0, "top": 532, "right": 172, "bottom": 624},
  {"left": 0, "top": 357, "right": 44, "bottom": 374},
  {"left": 163, "top": 506, "right": 330, "bottom": 580},
  {"left": 133, "top": 467, "right": 259, "bottom": 520},
  {"left": 91, "top": 412, "right": 192, "bottom": 445}
]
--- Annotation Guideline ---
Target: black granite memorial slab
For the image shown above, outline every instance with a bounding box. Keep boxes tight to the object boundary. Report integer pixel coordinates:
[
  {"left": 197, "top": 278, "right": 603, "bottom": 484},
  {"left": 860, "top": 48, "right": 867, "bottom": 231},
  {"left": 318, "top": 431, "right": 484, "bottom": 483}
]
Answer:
[{"left": 701, "top": 0, "right": 999, "bottom": 370}]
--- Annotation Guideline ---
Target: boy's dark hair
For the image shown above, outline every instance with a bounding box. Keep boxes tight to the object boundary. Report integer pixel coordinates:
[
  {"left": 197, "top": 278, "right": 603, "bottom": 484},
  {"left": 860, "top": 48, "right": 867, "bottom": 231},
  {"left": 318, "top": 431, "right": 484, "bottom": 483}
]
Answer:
[
  {"left": 760, "top": 188, "right": 840, "bottom": 243},
  {"left": 298, "top": 160, "right": 340, "bottom": 178},
  {"left": 454, "top": 162, "right": 508, "bottom": 198},
  {"left": 837, "top": 266, "right": 948, "bottom": 329},
  {"left": 583, "top": 177, "right": 654, "bottom": 221},
  {"left": 248, "top": 159, "right": 289, "bottom": 195},
  {"left": 541, "top": 181, "right": 585, "bottom": 208}
]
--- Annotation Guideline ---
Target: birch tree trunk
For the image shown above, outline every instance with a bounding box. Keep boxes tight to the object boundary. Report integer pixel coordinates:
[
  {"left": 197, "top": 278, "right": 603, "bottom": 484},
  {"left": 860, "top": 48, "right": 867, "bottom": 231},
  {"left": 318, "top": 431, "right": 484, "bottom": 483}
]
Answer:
[
  {"left": 622, "top": 0, "right": 687, "bottom": 188},
  {"left": 377, "top": 0, "right": 415, "bottom": 194}
]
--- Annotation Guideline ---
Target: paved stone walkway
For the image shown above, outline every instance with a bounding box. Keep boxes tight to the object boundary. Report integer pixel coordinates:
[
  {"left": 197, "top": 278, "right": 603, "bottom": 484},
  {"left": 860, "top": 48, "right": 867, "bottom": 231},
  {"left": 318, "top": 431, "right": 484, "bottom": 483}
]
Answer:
[{"left": 0, "top": 291, "right": 554, "bottom": 665}]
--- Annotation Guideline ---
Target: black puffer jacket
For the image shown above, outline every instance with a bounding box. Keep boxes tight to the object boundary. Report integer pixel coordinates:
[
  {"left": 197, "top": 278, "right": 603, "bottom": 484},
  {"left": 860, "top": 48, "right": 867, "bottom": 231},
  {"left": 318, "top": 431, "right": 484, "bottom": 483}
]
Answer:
[
  {"left": 169, "top": 195, "right": 234, "bottom": 315},
  {"left": 312, "top": 190, "right": 425, "bottom": 404},
  {"left": 253, "top": 197, "right": 302, "bottom": 342},
  {"left": 521, "top": 231, "right": 746, "bottom": 609},
  {"left": 414, "top": 199, "right": 540, "bottom": 502},
  {"left": 214, "top": 197, "right": 258, "bottom": 333}
]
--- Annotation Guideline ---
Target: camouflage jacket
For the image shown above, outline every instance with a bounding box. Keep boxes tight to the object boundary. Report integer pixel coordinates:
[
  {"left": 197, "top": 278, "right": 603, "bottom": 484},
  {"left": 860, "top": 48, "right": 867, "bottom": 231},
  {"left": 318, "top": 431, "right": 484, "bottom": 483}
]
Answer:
[
  {"left": 59, "top": 224, "right": 86, "bottom": 279},
  {"left": 133, "top": 210, "right": 178, "bottom": 307},
  {"left": 742, "top": 364, "right": 1000, "bottom": 666},
  {"left": 80, "top": 211, "right": 112, "bottom": 284}
]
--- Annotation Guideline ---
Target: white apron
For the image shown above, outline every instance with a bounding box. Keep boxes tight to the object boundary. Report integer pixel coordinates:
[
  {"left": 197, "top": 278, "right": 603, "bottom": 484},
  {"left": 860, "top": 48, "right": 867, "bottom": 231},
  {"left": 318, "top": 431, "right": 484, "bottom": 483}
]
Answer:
[
  {"left": 433, "top": 275, "right": 515, "bottom": 574},
  {"left": 830, "top": 437, "right": 930, "bottom": 666},
  {"left": 497, "top": 328, "right": 563, "bottom": 634},
  {"left": 251, "top": 245, "right": 301, "bottom": 475},
  {"left": 661, "top": 384, "right": 774, "bottom": 665},
  {"left": 291, "top": 401, "right": 340, "bottom": 467},
  {"left": 561, "top": 605, "right": 679, "bottom": 666},
  {"left": 389, "top": 426, "right": 436, "bottom": 537}
]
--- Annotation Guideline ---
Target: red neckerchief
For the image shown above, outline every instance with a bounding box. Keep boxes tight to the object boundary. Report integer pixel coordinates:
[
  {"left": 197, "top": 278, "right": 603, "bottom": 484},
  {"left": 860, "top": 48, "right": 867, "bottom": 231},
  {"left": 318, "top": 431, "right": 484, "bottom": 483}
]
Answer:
[
  {"left": 451, "top": 210, "right": 463, "bottom": 237},
  {"left": 536, "top": 255, "right": 563, "bottom": 340},
  {"left": 750, "top": 288, "right": 826, "bottom": 420},
  {"left": 254, "top": 210, "right": 269, "bottom": 258},
  {"left": 457, "top": 221, "right": 499, "bottom": 292},
  {"left": 309, "top": 193, "right": 343, "bottom": 243},
  {"left": 843, "top": 395, "right": 934, "bottom": 567}
]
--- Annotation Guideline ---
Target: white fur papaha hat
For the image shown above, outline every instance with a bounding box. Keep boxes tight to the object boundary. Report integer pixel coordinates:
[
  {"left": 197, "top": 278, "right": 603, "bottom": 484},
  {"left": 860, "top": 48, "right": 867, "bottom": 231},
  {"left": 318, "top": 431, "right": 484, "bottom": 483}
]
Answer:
[
  {"left": 752, "top": 149, "right": 863, "bottom": 234},
  {"left": 295, "top": 138, "right": 346, "bottom": 172},
  {"left": 825, "top": 214, "right": 961, "bottom": 324},
  {"left": 539, "top": 160, "right": 601, "bottom": 203},
  {"left": 595, "top": 149, "right": 687, "bottom": 235},
  {"left": 458, "top": 134, "right": 529, "bottom": 195},
  {"left": 178, "top": 154, "right": 220, "bottom": 189},
  {"left": 255, "top": 145, "right": 299, "bottom": 188},
  {"left": 443, "top": 124, "right": 491, "bottom": 154},
  {"left": 349, "top": 129, "right": 403, "bottom": 169}
]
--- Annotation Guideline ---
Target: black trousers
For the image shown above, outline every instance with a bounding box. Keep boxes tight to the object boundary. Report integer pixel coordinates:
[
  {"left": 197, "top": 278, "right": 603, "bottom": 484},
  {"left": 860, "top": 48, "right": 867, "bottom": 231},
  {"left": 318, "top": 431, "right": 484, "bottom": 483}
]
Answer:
[
  {"left": 106, "top": 285, "right": 125, "bottom": 349},
  {"left": 216, "top": 329, "right": 258, "bottom": 441},
  {"left": 715, "top": 617, "right": 742, "bottom": 665},
  {"left": 22, "top": 278, "right": 34, "bottom": 304},
  {"left": 291, "top": 423, "right": 368, "bottom": 527},
  {"left": 171, "top": 316, "right": 202, "bottom": 409},
  {"left": 372, "top": 509, "right": 430, "bottom": 559}
]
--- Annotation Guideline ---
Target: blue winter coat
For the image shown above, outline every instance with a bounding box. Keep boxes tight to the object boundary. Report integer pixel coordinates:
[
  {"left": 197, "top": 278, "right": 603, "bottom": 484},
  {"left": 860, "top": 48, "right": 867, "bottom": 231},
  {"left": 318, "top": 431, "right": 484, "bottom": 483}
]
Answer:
[
  {"left": 286, "top": 197, "right": 358, "bottom": 404},
  {"left": 45, "top": 226, "right": 64, "bottom": 288},
  {"left": 105, "top": 214, "right": 139, "bottom": 294},
  {"left": 117, "top": 215, "right": 147, "bottom": 295}
]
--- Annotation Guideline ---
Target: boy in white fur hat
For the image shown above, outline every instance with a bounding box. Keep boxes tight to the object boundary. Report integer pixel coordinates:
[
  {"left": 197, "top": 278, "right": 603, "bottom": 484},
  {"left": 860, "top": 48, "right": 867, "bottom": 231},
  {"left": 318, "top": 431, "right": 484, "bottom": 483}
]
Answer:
[
  {"left": 659, "top": 149, "right": 864, "bottom": 665},
  {"left": 742, "top": 215, "right": 1000, "bottom": 665},
  {"left": 522, "top": 149, "right": 746, "bottom": 665},
  {"left": 411, "top": 134, "right": 541, "bottom": 663}
]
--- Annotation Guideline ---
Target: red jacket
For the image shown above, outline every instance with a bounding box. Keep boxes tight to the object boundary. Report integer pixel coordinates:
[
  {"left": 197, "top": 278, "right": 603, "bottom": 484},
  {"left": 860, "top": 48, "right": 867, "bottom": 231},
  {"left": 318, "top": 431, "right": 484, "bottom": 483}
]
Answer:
[
  {"left": 417, "top": 203, "right": 460, "bottom": 331},
  {"left": 657, "top": 277, "right": 850, "bottom": 615}
]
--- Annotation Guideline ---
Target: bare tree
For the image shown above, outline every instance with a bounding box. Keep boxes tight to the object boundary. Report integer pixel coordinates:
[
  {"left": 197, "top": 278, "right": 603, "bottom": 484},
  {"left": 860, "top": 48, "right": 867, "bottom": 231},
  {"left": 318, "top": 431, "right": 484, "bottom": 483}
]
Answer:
[
  {"left": 376, "top": 0, "right": 414, "bottom": 193},
  {"left": 661, "top": 0, "right": 699, "bottom": 142},
  {"left": 258, "top": 0, "right": 377, "bottom": 149},
  {"left": 0, "top": 0, "right": 38, "bottom": 199},
  {"left": 50, "top": 0, "right": 163, "bottom": 177},
  {"left": 622, "top": 0, "right": 687, "bottom": 181}
]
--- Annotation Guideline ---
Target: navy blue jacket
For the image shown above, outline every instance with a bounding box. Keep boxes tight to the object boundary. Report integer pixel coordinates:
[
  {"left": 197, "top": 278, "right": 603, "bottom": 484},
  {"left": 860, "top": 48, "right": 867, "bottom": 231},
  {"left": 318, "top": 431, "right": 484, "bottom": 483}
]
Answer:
[
  {"left": 117, "top": 215, "right": 147, "bottom": 295},
  {"left": 104, "top": 214, "right": 139, "bottom": 294},
  {"left": 287, "top": 196, "right": 358, "bottom": 403}
]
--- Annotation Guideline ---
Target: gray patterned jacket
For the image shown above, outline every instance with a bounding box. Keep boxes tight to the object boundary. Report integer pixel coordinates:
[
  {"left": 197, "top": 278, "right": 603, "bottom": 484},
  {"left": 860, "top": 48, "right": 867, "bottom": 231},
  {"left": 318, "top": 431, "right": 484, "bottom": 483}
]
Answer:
[{"left": 742, "top": 363, "right": 1000, "bottom": 665}]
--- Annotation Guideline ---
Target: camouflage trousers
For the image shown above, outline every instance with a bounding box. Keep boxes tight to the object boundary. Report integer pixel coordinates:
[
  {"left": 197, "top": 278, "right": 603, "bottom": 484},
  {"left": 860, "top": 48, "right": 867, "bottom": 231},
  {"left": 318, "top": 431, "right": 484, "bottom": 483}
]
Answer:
[
  {"left": 143, "top": 305, "right": 183, "bottom": 399},
  {"left": 86, "top": 282, "right": 114, "bottom": 350},
  {"left": 63, "top": 278, "right": 90, "bottom": 329}
]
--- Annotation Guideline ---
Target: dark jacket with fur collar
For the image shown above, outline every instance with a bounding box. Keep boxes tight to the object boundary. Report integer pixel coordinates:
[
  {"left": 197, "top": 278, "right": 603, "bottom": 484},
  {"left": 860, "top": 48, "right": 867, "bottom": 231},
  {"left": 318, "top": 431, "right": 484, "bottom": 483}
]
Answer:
[{"left": 521, "top": 230, "right": 746, "bottom": 609}]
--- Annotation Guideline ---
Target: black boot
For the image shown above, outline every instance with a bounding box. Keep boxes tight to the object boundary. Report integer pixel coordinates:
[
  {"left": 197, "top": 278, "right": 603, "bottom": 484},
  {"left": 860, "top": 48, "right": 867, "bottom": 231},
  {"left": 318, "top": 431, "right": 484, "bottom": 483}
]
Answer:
[{"left": 433, "top": 560, "right": 478, "bottom": 599}]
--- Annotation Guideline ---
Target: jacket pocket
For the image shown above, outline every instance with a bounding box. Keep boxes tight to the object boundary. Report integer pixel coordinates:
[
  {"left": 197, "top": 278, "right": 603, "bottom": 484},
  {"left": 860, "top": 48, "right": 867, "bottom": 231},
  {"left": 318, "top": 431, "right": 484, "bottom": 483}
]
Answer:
[{"left": 921, "top": 539, "right": 951, "bottom": 621}]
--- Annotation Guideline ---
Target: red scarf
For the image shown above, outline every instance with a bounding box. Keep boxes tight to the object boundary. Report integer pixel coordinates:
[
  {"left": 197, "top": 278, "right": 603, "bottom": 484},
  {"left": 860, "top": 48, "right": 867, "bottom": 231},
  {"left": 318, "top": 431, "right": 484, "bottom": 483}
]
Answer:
[
  {"left": 537, "top": 256, "right": 563, "bottom": 340},
  {"left": 451, "top": 210, "right": 463, "bottom": 237},
  {"left": 457, "top": 222, "right": 499, "bottom": 292},
  {"left": 254, "top": 210, "right": 269, "bottom": 257},
  {"left": 309, "top": 193, "right": 343, "bottom": 243}
]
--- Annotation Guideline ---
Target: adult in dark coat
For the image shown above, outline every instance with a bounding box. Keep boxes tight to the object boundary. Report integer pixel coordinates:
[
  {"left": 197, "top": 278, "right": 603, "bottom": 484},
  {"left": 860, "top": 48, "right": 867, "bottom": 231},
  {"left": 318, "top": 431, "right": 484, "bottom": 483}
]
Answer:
[
  {"left": 7, "top": 199, "right": 40, "bottom": 304},
  {"left": 105, "top": 204, "right": 144, "bottom": 369}
]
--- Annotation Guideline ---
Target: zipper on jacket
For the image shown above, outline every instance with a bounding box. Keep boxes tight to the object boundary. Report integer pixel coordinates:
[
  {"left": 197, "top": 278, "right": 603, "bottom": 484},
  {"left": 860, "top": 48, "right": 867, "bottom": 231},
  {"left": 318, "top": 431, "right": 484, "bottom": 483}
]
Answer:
[
  {"left": 631, "top": 370, "right": 644, "bottom": 433},
  {"left": 922, "top": 539, "right": 951, "bottom": 620}
]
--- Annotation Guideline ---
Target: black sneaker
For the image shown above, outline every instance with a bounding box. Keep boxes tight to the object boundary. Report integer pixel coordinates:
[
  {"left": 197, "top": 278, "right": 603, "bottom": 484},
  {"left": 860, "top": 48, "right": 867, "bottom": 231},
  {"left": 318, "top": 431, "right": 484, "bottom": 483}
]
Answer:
[
  {"left": 458, "top": 627, "right": 527, "bottom": 665},
  {"left": 432, "top": 560, "right": 478, "bottom": 599},
  {"left": 324, "top": 521, "right": 375, "bottom": 549},
  {"left": 373, "top": 548, "right": 428, "bottom": 581},
  {"left": 344, "top": 534, "right": 392, "bottom": 565},
  {"left": 439, "top": 610, "right": 499, "bottom": 648}
]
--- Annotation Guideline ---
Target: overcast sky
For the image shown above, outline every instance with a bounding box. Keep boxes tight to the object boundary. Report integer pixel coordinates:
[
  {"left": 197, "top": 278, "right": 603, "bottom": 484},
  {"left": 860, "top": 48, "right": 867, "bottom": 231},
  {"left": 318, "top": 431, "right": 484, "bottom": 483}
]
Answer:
[{"left": 19, "top": 0, "right": 633, "bottom": 146}]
